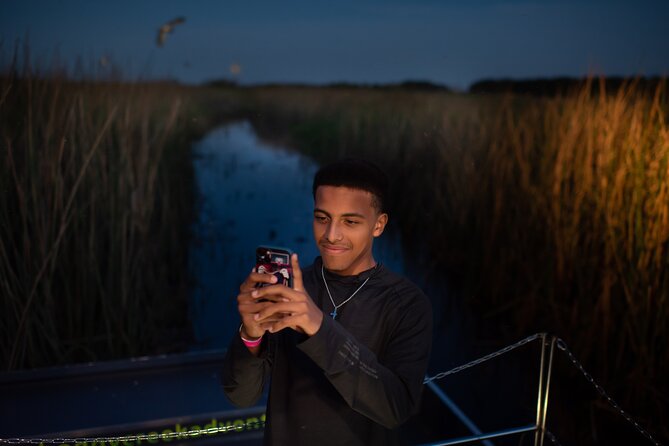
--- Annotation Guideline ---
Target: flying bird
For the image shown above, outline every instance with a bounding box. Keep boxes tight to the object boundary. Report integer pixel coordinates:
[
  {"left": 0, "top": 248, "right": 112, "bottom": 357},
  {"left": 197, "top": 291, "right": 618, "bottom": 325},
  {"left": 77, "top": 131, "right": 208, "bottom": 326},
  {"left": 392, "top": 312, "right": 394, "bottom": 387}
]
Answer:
[{"left": 157, "top": 16, "right": 186, "bottom": 47}]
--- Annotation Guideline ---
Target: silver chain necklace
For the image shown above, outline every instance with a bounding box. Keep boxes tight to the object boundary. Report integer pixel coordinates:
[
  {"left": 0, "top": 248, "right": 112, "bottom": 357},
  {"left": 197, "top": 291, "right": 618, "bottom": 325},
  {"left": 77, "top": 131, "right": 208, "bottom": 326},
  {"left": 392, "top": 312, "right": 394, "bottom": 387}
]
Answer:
[{"left": 321, "top": 264, "right": 373, "bottom": 319}]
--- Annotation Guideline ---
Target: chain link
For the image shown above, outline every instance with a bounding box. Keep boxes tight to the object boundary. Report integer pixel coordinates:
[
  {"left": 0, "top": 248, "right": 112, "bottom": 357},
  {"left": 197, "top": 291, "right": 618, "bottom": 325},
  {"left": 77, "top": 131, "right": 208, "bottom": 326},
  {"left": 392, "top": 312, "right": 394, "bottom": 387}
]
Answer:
[
  {"left": 555, "top": 338, "right": 663, "bottom": 446},
  {"left": 0, "top": 420, "right": 265, "bottom": 445},
  {"left": 545, "top": 429, "right": 563, "bottom": 446},
  {"left": 423, "top": 332, "right": 545, "bottom": 384}
]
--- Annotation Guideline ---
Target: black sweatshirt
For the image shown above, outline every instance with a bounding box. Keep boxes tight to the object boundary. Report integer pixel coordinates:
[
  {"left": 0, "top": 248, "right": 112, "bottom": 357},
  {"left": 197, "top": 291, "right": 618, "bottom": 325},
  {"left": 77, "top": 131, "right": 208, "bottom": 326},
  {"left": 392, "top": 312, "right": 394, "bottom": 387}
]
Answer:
[{"left": 221, "top": 257, "right": 433, "bottom": 445}]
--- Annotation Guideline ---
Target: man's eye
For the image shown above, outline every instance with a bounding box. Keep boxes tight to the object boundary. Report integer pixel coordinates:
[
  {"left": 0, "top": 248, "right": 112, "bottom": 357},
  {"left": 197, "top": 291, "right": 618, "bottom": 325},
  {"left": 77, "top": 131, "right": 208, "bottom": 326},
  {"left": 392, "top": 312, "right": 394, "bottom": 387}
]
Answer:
[
  {"left": 315, "top": 216, "right": 328, "bottom": 223},
  {"left": 345, "top": 220, "right": 359, "bottom": 225}
]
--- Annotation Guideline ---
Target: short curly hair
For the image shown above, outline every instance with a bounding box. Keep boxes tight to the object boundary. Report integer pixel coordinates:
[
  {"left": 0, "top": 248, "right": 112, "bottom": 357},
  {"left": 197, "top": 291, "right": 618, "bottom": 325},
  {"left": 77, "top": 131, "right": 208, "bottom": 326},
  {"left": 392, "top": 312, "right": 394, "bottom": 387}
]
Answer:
[{"left": 312, "top": 158, "right": 389, "bottom": 214}]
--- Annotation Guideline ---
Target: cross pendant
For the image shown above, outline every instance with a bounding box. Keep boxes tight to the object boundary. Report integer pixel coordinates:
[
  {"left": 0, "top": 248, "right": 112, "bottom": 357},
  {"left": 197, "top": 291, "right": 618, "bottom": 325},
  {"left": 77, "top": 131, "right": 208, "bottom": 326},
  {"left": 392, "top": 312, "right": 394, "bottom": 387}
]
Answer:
[{"left": 330, "top": 309, "right": 337, "bottom": 319}]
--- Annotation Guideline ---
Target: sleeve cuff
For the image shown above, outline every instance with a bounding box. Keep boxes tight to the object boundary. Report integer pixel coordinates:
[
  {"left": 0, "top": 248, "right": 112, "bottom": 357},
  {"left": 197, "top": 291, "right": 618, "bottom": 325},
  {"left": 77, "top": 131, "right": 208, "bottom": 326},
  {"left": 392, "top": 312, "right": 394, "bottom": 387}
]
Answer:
[{"left": 231, "top": 329, "right": 270, "bottom": 361}]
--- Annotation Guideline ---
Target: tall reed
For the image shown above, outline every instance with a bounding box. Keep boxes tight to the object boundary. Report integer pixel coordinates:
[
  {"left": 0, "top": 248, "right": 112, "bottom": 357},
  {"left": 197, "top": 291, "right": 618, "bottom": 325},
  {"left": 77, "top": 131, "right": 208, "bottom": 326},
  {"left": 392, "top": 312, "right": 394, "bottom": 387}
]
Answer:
[
  {"left": 238, "top": 82, "right": 668, "bottom": 440},
  {"left": 0, "top": 58, "right": 204, "bottom": 369}
]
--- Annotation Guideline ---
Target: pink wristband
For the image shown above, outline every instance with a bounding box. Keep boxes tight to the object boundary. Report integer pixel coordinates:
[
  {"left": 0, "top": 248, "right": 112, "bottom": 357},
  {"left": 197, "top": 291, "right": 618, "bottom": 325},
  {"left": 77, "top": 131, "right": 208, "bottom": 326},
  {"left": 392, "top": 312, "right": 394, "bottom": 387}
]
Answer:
[{"left": 239, "top": 324, "right": 263, "bottom": 348}]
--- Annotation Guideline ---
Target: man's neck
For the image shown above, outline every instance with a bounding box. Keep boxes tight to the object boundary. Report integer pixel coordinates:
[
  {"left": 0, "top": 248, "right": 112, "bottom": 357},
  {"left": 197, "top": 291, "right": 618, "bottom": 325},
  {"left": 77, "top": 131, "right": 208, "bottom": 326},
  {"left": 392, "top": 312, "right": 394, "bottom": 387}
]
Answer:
[{"left": 323, "top": 259, "right": 377, "bottom": 278}]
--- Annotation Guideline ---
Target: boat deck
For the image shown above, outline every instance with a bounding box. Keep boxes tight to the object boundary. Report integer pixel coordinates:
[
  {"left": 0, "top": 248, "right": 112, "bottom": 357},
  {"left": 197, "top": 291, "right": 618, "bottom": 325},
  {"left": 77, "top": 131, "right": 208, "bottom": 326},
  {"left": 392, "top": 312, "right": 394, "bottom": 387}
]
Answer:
[{"left": 1, "top": 350, "right": 265, "bottom": 444}]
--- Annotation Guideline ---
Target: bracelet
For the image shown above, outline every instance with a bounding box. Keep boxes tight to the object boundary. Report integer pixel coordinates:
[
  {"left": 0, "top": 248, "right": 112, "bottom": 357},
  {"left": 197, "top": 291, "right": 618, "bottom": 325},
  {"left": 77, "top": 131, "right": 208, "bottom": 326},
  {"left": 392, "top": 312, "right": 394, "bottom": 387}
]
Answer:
[{"left": 239, "top": 324, "right": 263, "bottom": 348}]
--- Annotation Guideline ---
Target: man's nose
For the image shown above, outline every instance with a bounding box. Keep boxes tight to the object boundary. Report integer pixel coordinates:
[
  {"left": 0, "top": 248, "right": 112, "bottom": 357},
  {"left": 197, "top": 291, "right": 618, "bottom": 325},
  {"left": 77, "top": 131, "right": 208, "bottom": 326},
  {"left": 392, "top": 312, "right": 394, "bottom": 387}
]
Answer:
[{"left": 324, "top": 221, "right": 342, "bottom": 242}]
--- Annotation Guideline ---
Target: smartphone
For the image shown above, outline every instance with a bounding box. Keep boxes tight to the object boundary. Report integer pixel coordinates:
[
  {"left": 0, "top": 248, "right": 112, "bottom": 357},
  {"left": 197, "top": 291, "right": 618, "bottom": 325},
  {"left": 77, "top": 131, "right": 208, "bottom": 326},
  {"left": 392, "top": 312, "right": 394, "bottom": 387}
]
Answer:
[{"left": 255, "top": 246, "right": 294, "bottom": 288}]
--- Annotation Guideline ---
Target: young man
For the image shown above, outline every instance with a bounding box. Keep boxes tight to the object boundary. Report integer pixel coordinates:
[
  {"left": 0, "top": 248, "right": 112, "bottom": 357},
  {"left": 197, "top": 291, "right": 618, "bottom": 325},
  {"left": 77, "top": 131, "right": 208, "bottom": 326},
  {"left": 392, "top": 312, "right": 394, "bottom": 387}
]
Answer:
[{"left": 221, "top": 159, "right": 432, "bottom": 445}]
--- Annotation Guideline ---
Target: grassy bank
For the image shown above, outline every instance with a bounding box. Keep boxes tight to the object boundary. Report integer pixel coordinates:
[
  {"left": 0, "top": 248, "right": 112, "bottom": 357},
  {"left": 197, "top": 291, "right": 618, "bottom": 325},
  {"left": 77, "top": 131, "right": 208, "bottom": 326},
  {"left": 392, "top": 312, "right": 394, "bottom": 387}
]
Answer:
[
  {"left": 236, "top": 82, "right": 668, "bottom": 442},
  {"left": 0, "top": 65, "right": 227, "bottom": 369}
]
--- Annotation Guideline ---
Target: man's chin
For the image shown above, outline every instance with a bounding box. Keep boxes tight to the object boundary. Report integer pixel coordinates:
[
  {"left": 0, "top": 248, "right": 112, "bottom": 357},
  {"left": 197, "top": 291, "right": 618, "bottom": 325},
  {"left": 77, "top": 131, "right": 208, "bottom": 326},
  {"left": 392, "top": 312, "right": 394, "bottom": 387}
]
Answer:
[{"left": 320, "top": 255, "right": 349, "bottom": 273}]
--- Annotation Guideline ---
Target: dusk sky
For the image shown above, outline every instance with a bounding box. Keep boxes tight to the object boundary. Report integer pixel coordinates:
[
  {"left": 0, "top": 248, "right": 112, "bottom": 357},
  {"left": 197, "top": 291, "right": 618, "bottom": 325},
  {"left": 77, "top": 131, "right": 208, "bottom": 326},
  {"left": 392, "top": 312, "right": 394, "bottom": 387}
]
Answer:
[{"left": 2, "top": 0, "right": 668, "bottom": 90}]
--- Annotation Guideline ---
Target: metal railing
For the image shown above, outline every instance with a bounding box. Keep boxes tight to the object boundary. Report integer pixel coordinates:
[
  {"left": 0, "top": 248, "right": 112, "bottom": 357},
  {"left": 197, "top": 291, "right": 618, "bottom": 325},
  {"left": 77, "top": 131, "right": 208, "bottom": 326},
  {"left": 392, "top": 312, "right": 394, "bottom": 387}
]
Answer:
[
  {"left": 420, "top": 333, "right": 662, "bottom": 446},
  {"left": 418, "top": 333, "right": 555, "bottom": 446}
]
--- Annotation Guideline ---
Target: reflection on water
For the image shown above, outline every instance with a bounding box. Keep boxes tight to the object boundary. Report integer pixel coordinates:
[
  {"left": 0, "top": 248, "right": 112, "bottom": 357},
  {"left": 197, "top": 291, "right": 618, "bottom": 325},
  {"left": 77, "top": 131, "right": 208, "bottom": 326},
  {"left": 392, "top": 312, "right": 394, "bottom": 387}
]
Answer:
[{"left": 189, "top": 121, "right": 404, "bottom": 350}]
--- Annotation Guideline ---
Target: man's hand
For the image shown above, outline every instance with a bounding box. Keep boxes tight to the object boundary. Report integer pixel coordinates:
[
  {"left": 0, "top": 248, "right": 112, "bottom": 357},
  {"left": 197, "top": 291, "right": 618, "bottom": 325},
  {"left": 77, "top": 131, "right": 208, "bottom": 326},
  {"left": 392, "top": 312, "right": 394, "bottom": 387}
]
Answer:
[
  {"left": 237, "top": 267, "right": 282, "bottom": 340},
  {"left": 251, "top": 253, "right": 324, "bottom": 336}
]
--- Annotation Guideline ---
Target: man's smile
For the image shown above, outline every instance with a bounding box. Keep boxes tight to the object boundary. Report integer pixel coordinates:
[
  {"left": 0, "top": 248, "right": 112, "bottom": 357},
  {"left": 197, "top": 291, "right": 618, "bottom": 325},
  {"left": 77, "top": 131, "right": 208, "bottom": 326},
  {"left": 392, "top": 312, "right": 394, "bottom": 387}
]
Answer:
[{"left": 320, "top": 243, "right": 350, "bottom": 254}]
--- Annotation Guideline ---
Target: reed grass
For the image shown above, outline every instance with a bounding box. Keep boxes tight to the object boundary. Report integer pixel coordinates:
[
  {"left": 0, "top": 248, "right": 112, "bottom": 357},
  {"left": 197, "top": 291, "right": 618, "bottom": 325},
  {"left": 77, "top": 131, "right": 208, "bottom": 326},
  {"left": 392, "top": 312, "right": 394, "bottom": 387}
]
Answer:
[
  {"left": 239, "top": 82, "right": 668, "bottom": 440},
  {"left": 0, "top": 56, "right": 211, "bottom": 369}
]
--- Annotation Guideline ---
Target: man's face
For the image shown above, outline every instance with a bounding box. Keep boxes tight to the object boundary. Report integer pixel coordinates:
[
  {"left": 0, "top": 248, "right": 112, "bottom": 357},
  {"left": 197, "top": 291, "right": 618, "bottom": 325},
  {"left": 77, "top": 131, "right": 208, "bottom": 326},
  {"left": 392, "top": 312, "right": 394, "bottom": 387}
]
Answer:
[{"left": 313, "top": 185, "right": 388, "bottom": 276}]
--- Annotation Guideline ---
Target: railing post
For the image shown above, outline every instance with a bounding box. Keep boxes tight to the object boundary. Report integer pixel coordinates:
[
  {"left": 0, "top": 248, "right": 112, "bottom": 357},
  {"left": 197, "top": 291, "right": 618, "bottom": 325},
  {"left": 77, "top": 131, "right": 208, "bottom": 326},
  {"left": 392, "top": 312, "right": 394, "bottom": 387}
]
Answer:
[
  {"left": 534, "top": 334, "right": 556, "bottom": 446},
  {"left": 534, "top": 333, "right": 547, "bottom": 446}
]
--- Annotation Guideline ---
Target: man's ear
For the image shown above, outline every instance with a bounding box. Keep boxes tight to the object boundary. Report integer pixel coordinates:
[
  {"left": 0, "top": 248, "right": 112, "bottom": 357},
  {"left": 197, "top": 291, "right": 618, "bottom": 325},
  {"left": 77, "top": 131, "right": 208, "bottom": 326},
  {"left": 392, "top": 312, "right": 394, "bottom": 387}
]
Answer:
[{"left": 373, "top": 213, "right": 388, "bottom": 237}]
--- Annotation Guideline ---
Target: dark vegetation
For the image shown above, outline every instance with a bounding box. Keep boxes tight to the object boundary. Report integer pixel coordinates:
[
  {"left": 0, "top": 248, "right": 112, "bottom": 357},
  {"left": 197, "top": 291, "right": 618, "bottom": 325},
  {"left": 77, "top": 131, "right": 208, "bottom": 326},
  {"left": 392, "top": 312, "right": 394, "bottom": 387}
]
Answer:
[
  {"left": 0, "top": 62, "right": 229, "bottom": 369},
  {"left": 470, "top": 76, "right": 666, "bottom": 96}
]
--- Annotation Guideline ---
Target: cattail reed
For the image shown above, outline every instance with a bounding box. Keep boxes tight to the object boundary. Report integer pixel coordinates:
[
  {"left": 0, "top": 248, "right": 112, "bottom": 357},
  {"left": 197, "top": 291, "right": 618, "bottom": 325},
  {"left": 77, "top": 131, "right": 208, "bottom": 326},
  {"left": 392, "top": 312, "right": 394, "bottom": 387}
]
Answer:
[{"left": 0, "top": 52, "right": 203, "bottom": 370}]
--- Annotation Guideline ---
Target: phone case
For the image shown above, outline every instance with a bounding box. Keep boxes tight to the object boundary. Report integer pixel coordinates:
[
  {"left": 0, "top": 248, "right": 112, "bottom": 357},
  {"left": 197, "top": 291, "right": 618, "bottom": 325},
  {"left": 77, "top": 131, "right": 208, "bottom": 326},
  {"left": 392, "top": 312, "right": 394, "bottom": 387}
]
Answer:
[{"left": 255, "top": 246, "right": 293, "bottom": 288}]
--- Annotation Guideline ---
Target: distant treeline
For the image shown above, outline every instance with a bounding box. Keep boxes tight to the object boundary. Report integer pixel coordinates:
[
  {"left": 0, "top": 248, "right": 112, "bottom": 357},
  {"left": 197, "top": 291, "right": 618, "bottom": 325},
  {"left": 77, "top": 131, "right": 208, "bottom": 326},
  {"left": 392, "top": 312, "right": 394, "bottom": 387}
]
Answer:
[
  {"left": 325, "top": 80, "right": 451, "bottom": 92},
  {"left": 469, "top": 76, "right": 666, "bottom": 96},
  {"left": 204, "top": 76, "right": 667, "bottom": 97},
  {"left": 203, "top": 79, "right": 451, "bottom": 92}
]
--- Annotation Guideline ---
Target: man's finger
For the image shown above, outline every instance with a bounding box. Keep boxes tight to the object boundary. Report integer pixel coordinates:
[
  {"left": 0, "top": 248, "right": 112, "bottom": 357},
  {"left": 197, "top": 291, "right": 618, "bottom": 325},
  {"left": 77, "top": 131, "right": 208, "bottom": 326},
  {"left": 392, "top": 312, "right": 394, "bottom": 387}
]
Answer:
[
  {"left": 251, "top": 284, "right": 297, "bottom": 301},
  {"left": 251, "top": 271, "right": 279, "bottom": 284},
  {"left": 291, "top": 253, "right": 304, "bottom": 292},
  {"left": 254, "top": 301, "right": 296, "bottom": 322},
  {"left": 238, "top": 299, "right": 276, "bottom": 313},
  {"left": 268, "top": 314, "right": 305, "bottom": 334},
  {"left": 240, "top": 270, "right": 278, "bottom": 292}
]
